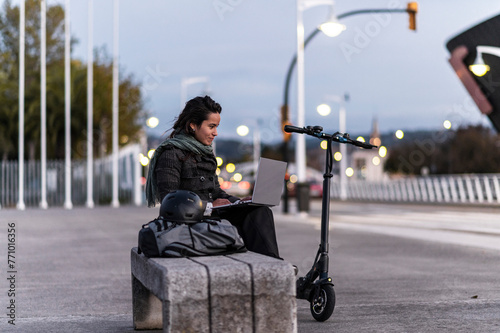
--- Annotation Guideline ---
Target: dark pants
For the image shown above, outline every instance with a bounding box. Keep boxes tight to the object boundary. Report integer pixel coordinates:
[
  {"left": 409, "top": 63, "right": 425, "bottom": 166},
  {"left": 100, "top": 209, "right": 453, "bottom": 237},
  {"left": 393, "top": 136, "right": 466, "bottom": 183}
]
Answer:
[{"left": 215, "top": 206, "right": 280, "bottom": 259}]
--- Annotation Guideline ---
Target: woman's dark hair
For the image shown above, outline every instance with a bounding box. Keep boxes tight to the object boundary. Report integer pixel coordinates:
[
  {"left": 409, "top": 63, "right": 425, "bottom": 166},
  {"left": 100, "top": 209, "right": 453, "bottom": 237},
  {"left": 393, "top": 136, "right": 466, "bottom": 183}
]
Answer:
[{"left": 170, "top": 96, "right": 222, "bottom": 138}]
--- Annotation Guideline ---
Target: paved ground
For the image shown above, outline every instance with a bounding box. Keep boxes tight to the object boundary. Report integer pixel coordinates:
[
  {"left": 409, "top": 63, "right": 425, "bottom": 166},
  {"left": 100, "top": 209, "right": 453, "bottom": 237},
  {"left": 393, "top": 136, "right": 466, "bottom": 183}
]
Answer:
[{"left": 1, "top": 200, "right": 500, "bottom": 332}]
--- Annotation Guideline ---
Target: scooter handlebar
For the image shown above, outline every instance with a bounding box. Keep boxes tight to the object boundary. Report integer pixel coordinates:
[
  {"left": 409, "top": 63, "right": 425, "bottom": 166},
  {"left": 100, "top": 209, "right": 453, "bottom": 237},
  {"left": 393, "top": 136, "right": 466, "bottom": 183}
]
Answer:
[
  {"left": 283, "top": 125, "right": 378, "bottom": 149},
  {"left": 284, "top": 125, "right": 308, "bottom": 134}
]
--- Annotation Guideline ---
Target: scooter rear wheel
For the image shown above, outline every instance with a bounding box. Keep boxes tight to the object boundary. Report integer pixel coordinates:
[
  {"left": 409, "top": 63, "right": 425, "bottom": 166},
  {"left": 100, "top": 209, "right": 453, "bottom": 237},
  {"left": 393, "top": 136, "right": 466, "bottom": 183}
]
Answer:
[{"left": 310, "top": 284, "right": 335, "bottom": 322}]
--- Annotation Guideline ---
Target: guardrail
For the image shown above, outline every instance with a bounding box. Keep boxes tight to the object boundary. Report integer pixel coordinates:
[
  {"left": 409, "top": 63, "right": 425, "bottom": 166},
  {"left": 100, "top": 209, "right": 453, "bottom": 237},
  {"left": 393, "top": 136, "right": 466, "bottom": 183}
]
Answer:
[
  {"left": 0, "top": 144, "right": 143, "bottom": 209},
  {"left": 331, "top": 174, "right": 500, "bottom": 205}
]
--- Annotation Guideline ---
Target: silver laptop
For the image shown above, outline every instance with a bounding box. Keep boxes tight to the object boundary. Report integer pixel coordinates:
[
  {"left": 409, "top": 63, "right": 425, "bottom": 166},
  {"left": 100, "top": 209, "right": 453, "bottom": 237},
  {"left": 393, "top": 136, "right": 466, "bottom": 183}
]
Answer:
[{"left": 213, "top": 157, "right": 287, "bottom": 210}]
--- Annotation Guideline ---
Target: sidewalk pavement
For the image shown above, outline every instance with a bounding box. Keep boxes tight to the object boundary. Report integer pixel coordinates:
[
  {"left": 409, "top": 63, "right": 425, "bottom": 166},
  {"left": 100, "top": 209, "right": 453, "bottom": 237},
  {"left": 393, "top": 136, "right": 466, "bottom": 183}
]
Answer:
[
  {"left": 0, "top": 204, "right": 320, "bottom": 332},
  {"left": 1, "top": 201, "right": 499, "bottom": 332}
]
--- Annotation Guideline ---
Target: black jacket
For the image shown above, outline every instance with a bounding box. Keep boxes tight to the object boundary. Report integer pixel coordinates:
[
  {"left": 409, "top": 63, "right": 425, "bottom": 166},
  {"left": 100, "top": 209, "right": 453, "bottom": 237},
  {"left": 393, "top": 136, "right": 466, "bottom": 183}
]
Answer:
[{"left": 155, "top": 145, "right": 238, "bottom": 205}]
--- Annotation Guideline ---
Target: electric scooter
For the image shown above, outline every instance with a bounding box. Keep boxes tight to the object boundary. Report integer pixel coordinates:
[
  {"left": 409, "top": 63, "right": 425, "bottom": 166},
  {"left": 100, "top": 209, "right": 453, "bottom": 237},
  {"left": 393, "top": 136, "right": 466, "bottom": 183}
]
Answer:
[{"left": 284, "top": 125, "right": 377, "bottom": 322}]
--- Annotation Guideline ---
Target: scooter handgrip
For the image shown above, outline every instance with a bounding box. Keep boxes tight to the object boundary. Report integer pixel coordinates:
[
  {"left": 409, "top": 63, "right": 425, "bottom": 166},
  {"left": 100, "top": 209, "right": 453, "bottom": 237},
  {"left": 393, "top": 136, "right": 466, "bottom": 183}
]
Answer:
[{"left": 284, "top": 125, "right": 307, "bottom": 134}]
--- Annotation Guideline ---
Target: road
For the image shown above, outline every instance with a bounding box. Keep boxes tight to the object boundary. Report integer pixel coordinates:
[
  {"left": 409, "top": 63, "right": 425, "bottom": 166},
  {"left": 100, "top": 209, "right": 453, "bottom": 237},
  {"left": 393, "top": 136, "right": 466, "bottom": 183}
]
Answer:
[
  {"left": 0, "top": 201, "right": 499, "bottom": 332},
  {"left": 280, "top": 200, "right": 500, "bottom": 332}
]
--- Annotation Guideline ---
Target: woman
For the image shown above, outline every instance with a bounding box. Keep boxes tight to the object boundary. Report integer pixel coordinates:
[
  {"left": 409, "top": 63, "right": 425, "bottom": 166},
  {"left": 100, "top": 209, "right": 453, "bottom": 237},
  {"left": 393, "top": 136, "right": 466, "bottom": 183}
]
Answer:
[{"left": 145, "top": 96, "right": 280, "bottom": 258}]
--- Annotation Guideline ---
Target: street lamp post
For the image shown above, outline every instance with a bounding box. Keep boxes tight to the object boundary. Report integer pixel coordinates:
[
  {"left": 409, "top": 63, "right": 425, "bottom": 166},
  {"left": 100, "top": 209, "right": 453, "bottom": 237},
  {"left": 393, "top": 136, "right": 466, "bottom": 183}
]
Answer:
[
  {"left": 282, "top": 2, "right": 418, "bottom": 213},
  {"left": 236, "top": 123, "right": 261, "bottom": 176},
  {"left": 86, "top": 0, "right": 94, "bottom": 209},
  {"left": 111, "top": 0, "right": 120, "bottom": 208},
  {"left": 295, "top": 0, "right": 338, "bottom": 214},
  {"left": 180, "top": 76, "right": 210, "bottom": 110},
  {"left": 64, "top": 0, "right": 72, "bottom": 209},
  {"left": 317, "top": 94, "right": 348, "bottom": 200},
  {"left": 17, "top": 0, "right": 26, "bottom": 211}
]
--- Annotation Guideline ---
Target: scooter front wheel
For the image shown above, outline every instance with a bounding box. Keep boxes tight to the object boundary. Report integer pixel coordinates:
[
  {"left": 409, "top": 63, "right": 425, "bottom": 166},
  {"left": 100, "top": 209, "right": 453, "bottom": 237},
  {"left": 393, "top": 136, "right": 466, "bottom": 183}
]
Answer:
[{"left": 310, "top": 284, "right": 335, "bottom": 321}]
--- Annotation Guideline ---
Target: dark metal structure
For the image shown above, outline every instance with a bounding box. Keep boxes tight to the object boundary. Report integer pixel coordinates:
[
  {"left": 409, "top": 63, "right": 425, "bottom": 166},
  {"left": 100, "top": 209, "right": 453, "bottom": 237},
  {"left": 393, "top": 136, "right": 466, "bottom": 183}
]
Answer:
[{"left": 446, "top": 13, "right": 500, "bottom": 132}]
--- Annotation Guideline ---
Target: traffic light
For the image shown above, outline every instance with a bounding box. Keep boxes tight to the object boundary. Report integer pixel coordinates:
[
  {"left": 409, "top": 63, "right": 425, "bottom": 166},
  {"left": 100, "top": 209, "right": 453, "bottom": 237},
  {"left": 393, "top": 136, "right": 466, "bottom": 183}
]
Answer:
[
  {"left": 407, "top": 2, "right": 418, "bottom": 31},
  {"left": 280, "top": 105, "right": 292, "bottom": 142}
]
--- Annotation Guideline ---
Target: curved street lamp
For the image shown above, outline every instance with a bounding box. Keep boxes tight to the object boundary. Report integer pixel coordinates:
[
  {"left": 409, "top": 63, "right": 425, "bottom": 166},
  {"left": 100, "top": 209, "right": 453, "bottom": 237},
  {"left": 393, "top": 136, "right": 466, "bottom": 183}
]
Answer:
[
  {"left": 469, "top": 45, "right": 500, "bottom": 77},
  {"left": 281, "top": 2, "right": 418, "bottom": 213}
]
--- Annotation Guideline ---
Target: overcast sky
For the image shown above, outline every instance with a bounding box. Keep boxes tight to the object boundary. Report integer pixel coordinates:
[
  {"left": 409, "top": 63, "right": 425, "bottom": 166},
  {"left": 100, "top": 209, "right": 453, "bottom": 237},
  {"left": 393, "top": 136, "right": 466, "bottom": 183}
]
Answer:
[{"left": 40, "top": 0, "right": 500, "bottom": 142}]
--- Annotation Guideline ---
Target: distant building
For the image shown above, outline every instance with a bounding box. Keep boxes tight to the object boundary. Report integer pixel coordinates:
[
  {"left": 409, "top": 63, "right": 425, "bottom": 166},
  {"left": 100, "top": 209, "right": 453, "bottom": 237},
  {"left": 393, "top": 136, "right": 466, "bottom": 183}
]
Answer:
[{"left": 349, "top": 117, "right": 388, "bottom": 182}]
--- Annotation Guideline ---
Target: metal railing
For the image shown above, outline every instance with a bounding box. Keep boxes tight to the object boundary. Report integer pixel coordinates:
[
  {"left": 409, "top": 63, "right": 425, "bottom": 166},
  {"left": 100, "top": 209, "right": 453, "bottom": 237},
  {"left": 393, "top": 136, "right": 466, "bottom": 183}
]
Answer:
[
  {"left": 331, "top": 174, "right": 500, "bottom": 206},
  {"left": 0, "top": 144, "right": 143, "bottom": 209}
]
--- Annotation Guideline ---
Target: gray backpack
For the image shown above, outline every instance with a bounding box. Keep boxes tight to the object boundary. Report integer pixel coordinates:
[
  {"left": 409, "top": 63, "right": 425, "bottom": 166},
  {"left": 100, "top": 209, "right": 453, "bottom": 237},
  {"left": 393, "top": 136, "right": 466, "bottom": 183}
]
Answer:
[{"left": 138, "top": 217, "right": 247, "bottom": 258}]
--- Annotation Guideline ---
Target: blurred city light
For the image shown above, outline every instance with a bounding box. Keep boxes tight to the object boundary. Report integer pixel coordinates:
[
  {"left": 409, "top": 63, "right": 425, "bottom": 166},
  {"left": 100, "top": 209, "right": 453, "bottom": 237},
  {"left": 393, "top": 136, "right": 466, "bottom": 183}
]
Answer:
[
  {"left": 226, "top": 163, "right": 236, "bottom": 173},
  {"left": 146, "top": 116, "right": 159, "bottom": 128},
  {"left": 443, "top": 120, "right": 452, "bottom": 129},
  {"left": 220, "top": 181, "right": 232, "bottom": 190},
  {"left": 372, "top": 156, "right": 381, "bottom": 166},
  {"left": 316, "top": 103, "right": 331, "bottom": 116},
  {"left": 320, "top": 140, "right": 328, "bottom": 150},
  {"left": 147, "top": 149, "right": 155, "bottom": 159},
  {"left": 356, "top": 136, "right": 365, "bottom": 142},
  {"left": 238, "top": 181, "right": 251, "bottom": 190},
  {"left": 233, "top": 173, "right": 242, "bottom": 182},
  {"left": 345, "top": 167, "right": 354, "bottom": 177},
  {"left": 379, "top": 146, "right": 387, "bottom": 158},
  {"left": 334, "top": 152, "right": 342, "bottom": 161},
  {"left": 289, "top": 174, "right": 298, "bottom": 183},
  {"left": 216, "top": 156, "right": 223, "bottom": 167},
  {"left": 139, "top": 153, "right": 149, "bottom": 166},
  {"left": 395, "top": 130, "right": 404, "bottom": 139},
  {"left": 236, "top": 125, "right": 249, "bottom": 137}
]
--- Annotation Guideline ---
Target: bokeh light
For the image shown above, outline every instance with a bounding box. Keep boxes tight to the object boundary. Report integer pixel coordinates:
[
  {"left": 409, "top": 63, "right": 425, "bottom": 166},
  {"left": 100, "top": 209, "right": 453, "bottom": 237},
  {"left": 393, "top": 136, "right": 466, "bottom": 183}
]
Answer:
[
  {"left": 395, "top": 130, "right": 404, "bottom": 139},
  {"left": 316, "top": 103, "right": 331, "bottom": 116},
  {"left": 146, "top": 116, "right": 159, "bottom": 128},
  {"left": 379, "top": 146, "right": 387, "bottom": 158},
  {"left": 226, "top": 163, "right": 236, "bottom": 173},
  {"left": 236, "top": 125, "right": 249, "bottom": 137}
]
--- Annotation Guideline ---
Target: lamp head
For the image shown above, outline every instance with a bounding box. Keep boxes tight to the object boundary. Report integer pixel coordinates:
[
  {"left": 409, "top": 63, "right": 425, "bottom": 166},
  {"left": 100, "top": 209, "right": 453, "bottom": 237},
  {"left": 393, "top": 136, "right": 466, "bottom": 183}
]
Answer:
[
  {"left": 469, "top": 53, "right": 489, "bottom": 77},
  {"left": 319, "top": 21, "right": 345, "bottom": 37}
]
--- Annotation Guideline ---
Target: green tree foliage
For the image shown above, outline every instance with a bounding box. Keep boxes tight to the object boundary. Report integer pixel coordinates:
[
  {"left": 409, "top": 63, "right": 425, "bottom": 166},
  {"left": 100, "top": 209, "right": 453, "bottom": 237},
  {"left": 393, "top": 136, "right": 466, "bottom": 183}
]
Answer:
[
  {"left": 384, "top": 125, "right": 500, "bottom": 175},
  {"left": 0, "top": 0, "right": 146, "bottom": 160}
]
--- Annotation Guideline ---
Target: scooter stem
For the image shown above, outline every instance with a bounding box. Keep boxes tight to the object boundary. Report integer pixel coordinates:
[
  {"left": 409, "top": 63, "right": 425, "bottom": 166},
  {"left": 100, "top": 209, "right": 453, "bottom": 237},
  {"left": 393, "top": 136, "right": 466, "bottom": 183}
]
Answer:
[{"left": 318, "top": 138, "right": 333, "bottom": 280}]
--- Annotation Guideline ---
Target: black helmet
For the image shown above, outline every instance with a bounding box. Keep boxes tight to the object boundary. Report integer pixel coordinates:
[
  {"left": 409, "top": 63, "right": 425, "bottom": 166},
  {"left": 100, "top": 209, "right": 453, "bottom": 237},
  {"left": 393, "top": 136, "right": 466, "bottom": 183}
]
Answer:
[{"left": 159, "top": 190, "right": 204, "bottom": 223}]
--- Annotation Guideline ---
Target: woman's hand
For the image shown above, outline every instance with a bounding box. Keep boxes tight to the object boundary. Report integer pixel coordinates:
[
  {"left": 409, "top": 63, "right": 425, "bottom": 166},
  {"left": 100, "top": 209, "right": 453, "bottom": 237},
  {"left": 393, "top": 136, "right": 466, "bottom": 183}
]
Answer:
[{"left": 212, "top": 198, "right": 231, "bottom": 207}]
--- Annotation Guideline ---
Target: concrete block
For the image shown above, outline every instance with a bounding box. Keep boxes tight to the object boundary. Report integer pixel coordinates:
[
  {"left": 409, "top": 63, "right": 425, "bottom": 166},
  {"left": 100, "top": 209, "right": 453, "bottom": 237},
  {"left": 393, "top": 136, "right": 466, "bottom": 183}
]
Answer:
[
  {"left": 131, "top": 248, "right": 297, "bottom": 333},
  {"left": 131, "top": 249, "right": 210, "bottom": 332},
  {"left": 227, "top": 252, "right": 297, "bottom": 333},
  {"left": 190, "top": 256, "right": 253, "bottom": 333}
]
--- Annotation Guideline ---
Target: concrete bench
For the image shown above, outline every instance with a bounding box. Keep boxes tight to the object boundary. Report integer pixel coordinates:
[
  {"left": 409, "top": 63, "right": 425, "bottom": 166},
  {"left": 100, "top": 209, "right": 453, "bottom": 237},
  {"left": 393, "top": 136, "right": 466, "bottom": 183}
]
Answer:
[{"left": 131, "top": 248, "right": 297, "bottom": 332}]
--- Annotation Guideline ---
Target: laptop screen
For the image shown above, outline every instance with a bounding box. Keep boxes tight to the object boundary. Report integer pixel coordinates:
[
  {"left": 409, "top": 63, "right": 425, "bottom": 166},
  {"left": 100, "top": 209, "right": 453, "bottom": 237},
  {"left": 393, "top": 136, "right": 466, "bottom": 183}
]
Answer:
[{"left": 250, "top": 158, "right": 287, "bottom": 206}]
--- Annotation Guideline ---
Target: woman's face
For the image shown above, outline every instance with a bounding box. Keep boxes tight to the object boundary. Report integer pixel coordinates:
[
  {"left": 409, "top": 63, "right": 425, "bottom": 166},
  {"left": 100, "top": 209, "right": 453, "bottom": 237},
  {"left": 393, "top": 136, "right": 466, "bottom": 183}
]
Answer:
[{"left": 191, "top": 112, "right": 220, "bottom": 146}]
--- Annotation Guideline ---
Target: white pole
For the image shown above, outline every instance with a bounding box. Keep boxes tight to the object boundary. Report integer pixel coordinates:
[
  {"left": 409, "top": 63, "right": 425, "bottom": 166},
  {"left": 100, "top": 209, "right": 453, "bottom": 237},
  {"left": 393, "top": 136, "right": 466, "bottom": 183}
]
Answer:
[
  {"left": 296, "top": 0, "right": 308, "bottom": 213},
  {"left": 40, "top": 0, "right": 48, "bottom": 209},
  {"left": 296, "top": 1, "right": 307, "bottom": 185},
  {"left": 133, "top": 144, "right": 142, "bottom": 206},
  {"left": 180, "top": 78, "right": 187, "bottom": 111},
  {"left": 86, "top": 0, "right": 94, "bottom": 208},
  {"left": 64, "top": 0, "right": 72, "bottom": 209},
  {"left": 111, "top": 0, "right": 120, "bottom": 208},
  {"left": 17, "top": 0, "right": 25, "bottom": 211},
  {"left": 339, "top": 103, "right": 347, "bottom": 200},
  {"left": 180, "top": 76, "right": 209, "bottom": 110},
  {"left": 253, "top": 125, "right": 261, "bottom": 176}
]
